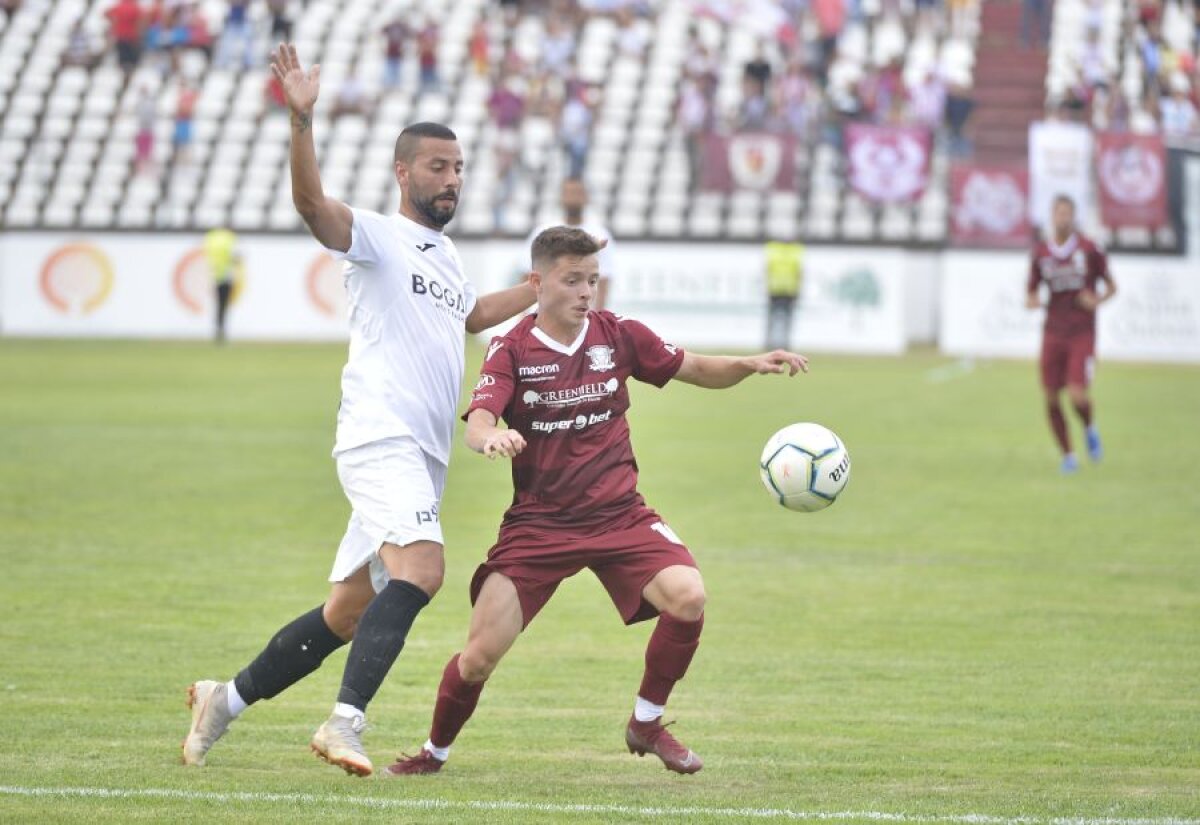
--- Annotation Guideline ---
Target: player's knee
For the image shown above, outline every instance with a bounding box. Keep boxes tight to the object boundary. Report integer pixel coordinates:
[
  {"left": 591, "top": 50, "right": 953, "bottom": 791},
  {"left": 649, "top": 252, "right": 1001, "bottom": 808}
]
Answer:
[
  {"left": 458, "top": 646, "right": 499, "bottom": 682},
  {"left": 322, "top": 600, "right": 364, "bottom": 641},
  {"left": 667, "top": 584, "right": 707, "bottom": 622}
]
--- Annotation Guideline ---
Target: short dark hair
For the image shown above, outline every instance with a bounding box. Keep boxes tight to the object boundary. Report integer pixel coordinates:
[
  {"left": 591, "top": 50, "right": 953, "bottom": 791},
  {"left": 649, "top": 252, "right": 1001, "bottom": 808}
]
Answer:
[
  {"left": 394, "top": 122, "right": 458, "bottom": 163},
  {"left": 1053, "top": 193, "right": 1076, "bottom": 210},
  {"left": 531, "top": 226, "right": 602, "bottom": 271}
]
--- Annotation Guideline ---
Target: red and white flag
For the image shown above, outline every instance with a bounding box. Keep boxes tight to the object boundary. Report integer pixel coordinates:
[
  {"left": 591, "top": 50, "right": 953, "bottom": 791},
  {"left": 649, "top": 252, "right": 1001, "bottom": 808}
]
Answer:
[
  {"left": 1096, "top": 131, "right": 1167, "bottom": 228},
  {"left": 699, "top": 132, "right": 797, "bottom": 192},
  {"left": 844, "top": 124, "right": 932, "bottom": 203},
  {"left": 949, "top": 162, "right": 1030, "bottom": 248}
]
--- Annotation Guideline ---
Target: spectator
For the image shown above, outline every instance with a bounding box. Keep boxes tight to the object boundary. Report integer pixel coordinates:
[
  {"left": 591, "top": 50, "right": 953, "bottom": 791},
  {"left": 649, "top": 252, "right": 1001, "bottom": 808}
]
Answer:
[
  {"left": 812, "top": 0, "right": 846, "bottom": 81},
  {"left": 1161, "top": 74, "right": 1199, "bottom": 135},
  {"left": 63, "top": 22, "right": 102, "bottom": 69},
  {"left": 488, "top": 73, "right": 526, "bottom": 229},
  {"left": 775, "top": 61, "right": 814, "bottom": 137},
  {"left": 265, "top": 70, "right": 287, "bottom": 110},
  {"left": 185, "top": 4, "right": 213, "bottom": 60},
  {"left": 106, "top": 0, "right": 144, "bottom": 74},
  {"left": 677, "top": 75, "right": 712, "bottom": 189},
  {"left": 909, "top": 67, "right": 947, "bottom": 133},
  {"left": 560, "top": 81, "right": 594, "bottom": 179},
  {"left": 381, "top": 17, "right": 408, "bottom": 89},
  {"left": 541, "top": 15, "right": 576, "bottom": 76},
  {"left": 1021, "top": 0, "right": 1051, "bottom": 48},
  {"left": 215, "top": 0, "right": 253, "bottom": 69},
  {"left": 331, "top": 70, "right": 372, "bottom": 118},
  {"left": 1083, "top": 0, "right": 1104, "bottom": 37},
  {"left": 469, "top": 18, "right": 490, "bottom": 76},
  {"left": 134, "top": 85, "right": 157, "bottom": 175},
  {"left": 614, "top": 5, "right": 649, "bottom": 57},
  {"left": 173, "top": 79, "right": 198, "bottom": 164},
  {"left": 417, "top": 20, "right": 440, "bottom": 93},
  {"left": 945, "top": 80, "right": 975, "bottom": 156},
  {"left": 0, "top": 0, "right": 21, "bottom": 22},
  {"left": 267, "top": 0, "right": 293, "bottom": 43}
]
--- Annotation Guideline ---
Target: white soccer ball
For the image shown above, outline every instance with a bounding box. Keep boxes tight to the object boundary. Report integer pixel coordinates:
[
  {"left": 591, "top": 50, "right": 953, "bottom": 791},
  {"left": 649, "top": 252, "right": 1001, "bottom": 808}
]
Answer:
[{"left": 759, "top": 422, "right": 851, "bottom": 512}]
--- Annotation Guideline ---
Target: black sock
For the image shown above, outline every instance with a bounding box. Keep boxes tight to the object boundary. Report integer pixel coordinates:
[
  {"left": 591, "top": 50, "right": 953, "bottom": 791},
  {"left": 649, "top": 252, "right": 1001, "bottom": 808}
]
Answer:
[
  {"left": 233, "top": 605, "right": 346, "bottom": 705},
  {"left": 336, "top": 579, "right": 431, "bottom": 711}
]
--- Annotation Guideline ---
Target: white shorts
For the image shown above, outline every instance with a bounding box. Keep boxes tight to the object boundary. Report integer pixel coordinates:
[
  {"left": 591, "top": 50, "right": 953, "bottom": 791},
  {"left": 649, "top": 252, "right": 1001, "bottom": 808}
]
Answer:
[{"left": 329, "top": 436, "right": 447, "bottom": 594}]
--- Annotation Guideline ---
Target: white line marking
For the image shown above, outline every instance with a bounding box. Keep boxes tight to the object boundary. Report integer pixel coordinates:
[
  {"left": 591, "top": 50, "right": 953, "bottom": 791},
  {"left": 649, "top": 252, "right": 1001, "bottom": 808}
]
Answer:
[
  {"left": 926, "top": 358, "right": 977, "bottom": 384},
  {"left": 0, "top": 786, "right": 1196, "bottom": 824}
]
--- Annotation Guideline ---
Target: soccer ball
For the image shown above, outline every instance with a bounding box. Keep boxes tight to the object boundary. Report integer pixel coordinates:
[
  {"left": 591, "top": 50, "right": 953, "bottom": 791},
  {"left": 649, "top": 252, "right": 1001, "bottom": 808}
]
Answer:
[{"left": 759, "top": 423, "right": 851, "bottom": 512}]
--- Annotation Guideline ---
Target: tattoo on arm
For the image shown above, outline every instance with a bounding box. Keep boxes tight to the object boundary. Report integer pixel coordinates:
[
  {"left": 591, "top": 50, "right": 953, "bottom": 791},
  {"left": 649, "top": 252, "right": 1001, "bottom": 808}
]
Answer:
[{"left": 292, "top": 111, "right": 311, "bottom": 134}]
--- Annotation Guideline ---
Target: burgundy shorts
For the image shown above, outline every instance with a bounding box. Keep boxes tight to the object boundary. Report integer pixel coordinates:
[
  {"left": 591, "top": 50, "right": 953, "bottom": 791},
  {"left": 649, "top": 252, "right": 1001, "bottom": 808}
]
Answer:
[
  {"left": 1041, "top": 331, "right": 1095, "bottom": 390},
  {"left": 469, "top": 505, "right": 697, "bottom": 628}
]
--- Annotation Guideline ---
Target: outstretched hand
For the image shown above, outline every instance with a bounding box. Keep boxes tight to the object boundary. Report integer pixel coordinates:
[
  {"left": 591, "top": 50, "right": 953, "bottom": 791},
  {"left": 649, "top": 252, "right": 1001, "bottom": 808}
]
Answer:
[
  {"left": 746, "top": 350, "right": 809, "bottom": 376},
  {"left": 270, "top": 42, "right": 320, "bottom": 112}
]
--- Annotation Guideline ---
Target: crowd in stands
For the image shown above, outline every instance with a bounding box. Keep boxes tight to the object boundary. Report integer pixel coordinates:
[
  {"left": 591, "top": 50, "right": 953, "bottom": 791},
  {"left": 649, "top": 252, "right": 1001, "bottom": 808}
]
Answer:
[{"left": 1056, "top": 0, "right": 1200, "bottom": 138}]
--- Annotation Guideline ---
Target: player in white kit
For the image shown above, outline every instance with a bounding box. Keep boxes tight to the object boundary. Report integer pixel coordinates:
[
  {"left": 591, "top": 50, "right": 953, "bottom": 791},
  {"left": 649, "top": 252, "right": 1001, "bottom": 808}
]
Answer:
[{"left": 181, "top": 44, "right": 536, "bottom": 777}]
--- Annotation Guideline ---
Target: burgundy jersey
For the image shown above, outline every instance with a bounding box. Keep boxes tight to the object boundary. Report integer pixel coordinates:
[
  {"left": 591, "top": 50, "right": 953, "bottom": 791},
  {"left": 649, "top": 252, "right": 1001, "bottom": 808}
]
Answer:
[
  {"left": 1027, "top": 233, "right": 1111, "bottom": 337},
  {"left": 465, "top": 311, "right": 684, "bottom": 531}
]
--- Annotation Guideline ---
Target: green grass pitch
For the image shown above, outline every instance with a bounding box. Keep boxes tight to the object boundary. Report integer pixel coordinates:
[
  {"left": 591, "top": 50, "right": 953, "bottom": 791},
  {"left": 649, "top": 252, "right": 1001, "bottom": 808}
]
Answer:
[{"left": 0, "top": 339, "right": 1197, "bottom": 824}]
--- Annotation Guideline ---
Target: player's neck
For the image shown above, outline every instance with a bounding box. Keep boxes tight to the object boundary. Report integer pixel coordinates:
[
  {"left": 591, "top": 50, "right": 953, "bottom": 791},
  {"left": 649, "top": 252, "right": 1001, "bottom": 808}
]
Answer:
[
  {"left": 535, "top": 315, "right": 585, "bottom": 347},
  {"left": 564, "top": 211, "right": 584, "bottom": 225},
  {"left": 1052, "top": 229, "right": 1074, "bottom": 246}
]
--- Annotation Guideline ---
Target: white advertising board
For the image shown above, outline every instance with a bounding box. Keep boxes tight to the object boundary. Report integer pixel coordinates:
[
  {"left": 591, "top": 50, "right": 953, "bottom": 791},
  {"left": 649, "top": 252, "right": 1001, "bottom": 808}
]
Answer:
[{"left": 939, "top": 251, "right": 1200, "bottom": 362}]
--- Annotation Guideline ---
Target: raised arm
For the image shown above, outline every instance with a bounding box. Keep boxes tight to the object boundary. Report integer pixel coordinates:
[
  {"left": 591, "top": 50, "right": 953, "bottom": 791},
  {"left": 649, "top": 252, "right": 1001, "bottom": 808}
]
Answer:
[
  {"left": 464, "top": 408, "right": 526, "bottom": 459},
  {"left": 672, "top": 350, "right": 809, "bottom": 389},
  {"left": 271, "top": 43, "right": 353, "bottom": 252},
  {"left": 465, "top": 280, "right": 537, "bottom": 334}
]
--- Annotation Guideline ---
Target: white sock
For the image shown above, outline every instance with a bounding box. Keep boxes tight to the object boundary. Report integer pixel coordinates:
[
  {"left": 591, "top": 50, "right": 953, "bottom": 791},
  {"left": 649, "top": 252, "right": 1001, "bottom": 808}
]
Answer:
[
  {"left": 424, "top": 738, "right": 450, "bottom": 761},
  {"left": 333, "top": 702, "right": 363, "bottom": 720},
  {"left": 634, "top": 696, "right": 664, "bottom": 723},
  {"left": 224, "top": 681, "right": 248, "bottom": 717}
]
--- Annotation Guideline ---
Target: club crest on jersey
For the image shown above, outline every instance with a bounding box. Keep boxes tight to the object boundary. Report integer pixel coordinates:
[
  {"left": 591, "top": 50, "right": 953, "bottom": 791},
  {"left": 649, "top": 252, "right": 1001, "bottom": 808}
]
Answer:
[{"left": 586, "top": 345, "right": 615, "bottom": 372}]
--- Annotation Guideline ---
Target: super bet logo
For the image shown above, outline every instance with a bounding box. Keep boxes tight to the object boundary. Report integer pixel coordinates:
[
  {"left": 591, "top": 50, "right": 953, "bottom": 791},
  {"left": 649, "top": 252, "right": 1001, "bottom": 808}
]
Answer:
[{"left": 39, "top": 243, "right": 115, "bottom": 315}]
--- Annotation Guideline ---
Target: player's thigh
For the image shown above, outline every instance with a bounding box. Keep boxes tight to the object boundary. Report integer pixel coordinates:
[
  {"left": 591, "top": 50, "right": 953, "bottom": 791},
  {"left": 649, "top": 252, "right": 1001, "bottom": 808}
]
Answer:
[
  {"left": 459, "top": 573, "right": 525, "bottom": 681},
  {"left": 1065, "top": 333, "right": 1096, "bottom": 391},
  {"left": 642, "top": 565, "right": 707, "bottom": 621},
  {"left": 1040, "top": 335, "right": 1069, "bottom": 392}
]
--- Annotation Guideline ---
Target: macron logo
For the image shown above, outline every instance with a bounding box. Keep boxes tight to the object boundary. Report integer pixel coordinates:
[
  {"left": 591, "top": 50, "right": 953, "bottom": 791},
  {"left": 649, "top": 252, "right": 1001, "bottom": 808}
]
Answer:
[{"left": 416, "top": 243, "right": 436, "bottom": 252}]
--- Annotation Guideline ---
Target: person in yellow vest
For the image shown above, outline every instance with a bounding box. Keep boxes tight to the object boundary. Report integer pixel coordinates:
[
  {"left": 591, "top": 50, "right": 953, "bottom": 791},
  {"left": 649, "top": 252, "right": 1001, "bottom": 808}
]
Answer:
[
  {"left": 204, "top": 227, "right": 241, "bottom": 343},
  {"left": 765, "top": 240, "right": 804, "bottom": 350}
]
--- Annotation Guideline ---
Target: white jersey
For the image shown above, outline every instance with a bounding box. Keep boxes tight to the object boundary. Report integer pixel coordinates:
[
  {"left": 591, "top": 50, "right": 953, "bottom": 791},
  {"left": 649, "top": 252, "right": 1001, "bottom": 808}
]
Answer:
[
  {"left": 525, "top": 218, "right": 616, "bottom": 282},
  {"left": 327, "top": 208, "right": 478, "bottom": 464}
]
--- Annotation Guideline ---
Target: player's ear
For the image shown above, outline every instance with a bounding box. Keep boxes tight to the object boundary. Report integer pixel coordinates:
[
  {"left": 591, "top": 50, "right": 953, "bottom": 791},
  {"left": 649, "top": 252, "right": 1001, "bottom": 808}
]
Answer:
[
  {"left": 394, "top": 159, "right": 407, "bottom": 188},
  {"left": 529, "top": 270, "right": 543, "bottom": 293}
]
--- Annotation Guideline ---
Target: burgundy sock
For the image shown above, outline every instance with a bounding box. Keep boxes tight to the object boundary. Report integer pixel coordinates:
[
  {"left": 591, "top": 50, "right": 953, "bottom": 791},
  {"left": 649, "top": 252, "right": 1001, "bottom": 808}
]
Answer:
[
  {"left": 1072, "top": 399, "right": 1093, "bottom": 427},
  {"left": 638, "top": 613, "right": 704, "bottom": 706},
  {"left": 1047, "top": 403, "right": 1071, "bottom": 455},
  {"left": 429, "top": 654, "right": 485, "bottom": 749}
]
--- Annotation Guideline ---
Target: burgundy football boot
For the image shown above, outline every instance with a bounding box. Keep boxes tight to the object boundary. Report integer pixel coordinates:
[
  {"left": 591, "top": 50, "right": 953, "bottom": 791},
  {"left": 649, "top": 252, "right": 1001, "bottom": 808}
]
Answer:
[
  {"left": 625, "top": 716, "right": 703, "bottom": 774},
  {"left": 384, "top": 748, "right": 446, "bottom": 776}
]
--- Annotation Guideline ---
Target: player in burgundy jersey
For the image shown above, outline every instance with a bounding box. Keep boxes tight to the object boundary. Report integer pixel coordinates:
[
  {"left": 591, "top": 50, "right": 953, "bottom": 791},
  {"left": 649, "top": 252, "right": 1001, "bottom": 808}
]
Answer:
[
  {"left": 1025, "top": 195, "right": 1117, "bottom": 473},
  {"left": 386, "top": 227, "right": 809, "bottom": 777}
]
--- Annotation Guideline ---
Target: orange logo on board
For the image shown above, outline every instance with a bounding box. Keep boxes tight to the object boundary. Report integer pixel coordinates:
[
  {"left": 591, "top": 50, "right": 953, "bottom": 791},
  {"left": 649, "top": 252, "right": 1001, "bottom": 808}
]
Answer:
[
  {"left": 39, "top": 243, "right": 115, "bottom": 314},
  {"left": 173, "top": 248, "right": 244, "bottom": 314},
  {"left": 306, "top": 253, "right": 346, "bottom": 318}
]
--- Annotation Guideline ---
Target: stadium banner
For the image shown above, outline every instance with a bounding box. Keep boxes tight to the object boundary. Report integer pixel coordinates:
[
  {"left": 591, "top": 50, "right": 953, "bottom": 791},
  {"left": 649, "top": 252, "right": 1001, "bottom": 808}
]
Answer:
[
  {"left": 1028, "top": 120, "right": 1093, "bottom": 234},
  {"left": 0, "top": 234, "right": 905, "bottom": 352},
  {"left": 0, "top": 232, "right": 349, "bottom": 340},
  {"left": 1096, "top": 132, "right": 1168, "bottom": 229},
  {"left": 844, "top": 124, "right": 932, "bottom": 203},
  {"left": 698, "top": 133, "right": 798, "bottom": 192},
  {"left": 948, "top": 162, "right": 1031, "bottom": 248},
  {"left": 614, "top": 242, "right": 907, "bottom": 353},
  {"left": 939, "top": 251, "right": 1200, "bottom": 362}
]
